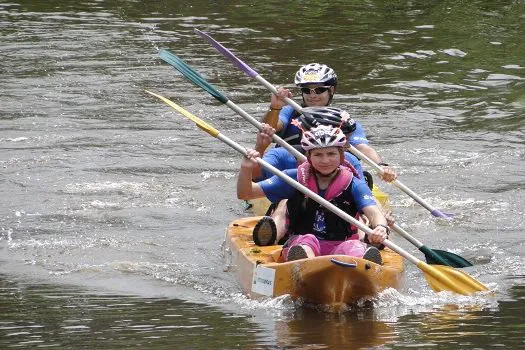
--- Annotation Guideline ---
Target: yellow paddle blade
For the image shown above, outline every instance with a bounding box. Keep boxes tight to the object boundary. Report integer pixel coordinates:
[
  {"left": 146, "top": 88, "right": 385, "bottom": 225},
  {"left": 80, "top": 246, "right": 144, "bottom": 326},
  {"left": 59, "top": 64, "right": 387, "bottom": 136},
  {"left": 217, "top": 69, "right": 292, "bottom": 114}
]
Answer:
[
  {"left": 417, "top": 261, "right": 489, "bottom": 295},
  {"left": 145, "top": 90, "right": 220, "bottom": 137}
]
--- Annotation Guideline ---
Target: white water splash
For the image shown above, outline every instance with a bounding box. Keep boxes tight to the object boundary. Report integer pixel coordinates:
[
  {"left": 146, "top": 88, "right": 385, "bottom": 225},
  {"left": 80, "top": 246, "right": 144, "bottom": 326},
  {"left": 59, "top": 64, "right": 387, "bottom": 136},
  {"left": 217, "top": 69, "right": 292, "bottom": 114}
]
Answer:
[
  {"left": 442, "top": 48, "right": 467, "bottom": 57},
  {"left": 201, "top": 171, "right": 235, "bottom": 181}
]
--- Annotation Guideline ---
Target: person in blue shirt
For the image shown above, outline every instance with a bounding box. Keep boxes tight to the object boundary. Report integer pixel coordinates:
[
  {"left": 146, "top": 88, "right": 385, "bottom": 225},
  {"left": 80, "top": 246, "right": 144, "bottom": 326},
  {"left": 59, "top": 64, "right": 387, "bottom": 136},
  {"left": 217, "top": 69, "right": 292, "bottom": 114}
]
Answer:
[
  {"left": 260, "top": 63, "right": 395, "bottom": 177},
  {"left": 250, "top": 107, "right": 395, "bottom": 247},
  {"left": 253, "top": 107, "right": 365, "bottom": 181},
  {"left": 237, "top": 124, "right": 389, "bottom": 264}
]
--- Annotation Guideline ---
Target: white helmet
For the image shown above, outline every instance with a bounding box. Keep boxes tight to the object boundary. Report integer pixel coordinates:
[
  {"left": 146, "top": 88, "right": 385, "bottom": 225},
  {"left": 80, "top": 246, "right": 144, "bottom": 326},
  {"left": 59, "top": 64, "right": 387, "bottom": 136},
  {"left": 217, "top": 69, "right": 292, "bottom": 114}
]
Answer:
[
  {"left": 295, "top": 63, "right": 337, "bottom": 87},
  {"left": 300, "top": 125, "right": 347, "bottom": 151}
]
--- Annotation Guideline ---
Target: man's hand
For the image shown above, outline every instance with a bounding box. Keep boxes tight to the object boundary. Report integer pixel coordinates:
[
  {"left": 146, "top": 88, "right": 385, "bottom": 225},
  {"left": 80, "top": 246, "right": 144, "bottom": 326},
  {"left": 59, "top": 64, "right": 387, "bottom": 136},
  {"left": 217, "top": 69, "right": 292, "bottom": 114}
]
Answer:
[
  {"left": 255, "top": 123, "right": 276, "bottom": 153},
  {"left": 241, "top": 149, "right": 261, "bottom": 169},
  {"left": 270, "top": 87, "right": 292, "bottom": 110},
  {"left": 379, "top": 165, "right": 397, "bottom": 183}
]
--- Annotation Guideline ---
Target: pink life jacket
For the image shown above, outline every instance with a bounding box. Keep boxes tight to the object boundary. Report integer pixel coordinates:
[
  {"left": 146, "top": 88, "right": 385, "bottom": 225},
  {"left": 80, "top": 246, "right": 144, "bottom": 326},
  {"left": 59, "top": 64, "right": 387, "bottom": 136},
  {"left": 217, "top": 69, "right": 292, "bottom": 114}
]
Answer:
[
  {"left": 293, "top": 160, "right": 361, "bottom": 240},
  {"left": 296, "top": 160, "right": 358, "bottom": 201}
]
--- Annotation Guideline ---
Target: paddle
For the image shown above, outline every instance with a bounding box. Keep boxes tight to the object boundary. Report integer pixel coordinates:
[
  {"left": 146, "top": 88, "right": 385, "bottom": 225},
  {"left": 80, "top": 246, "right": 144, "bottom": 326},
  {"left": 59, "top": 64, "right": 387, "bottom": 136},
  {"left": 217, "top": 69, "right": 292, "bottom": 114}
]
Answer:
[
  {"left": 145, "top": 90, "right": 488, "bottom": 296},
  {"left": 157, "top": 49, "right": 304, "bottom": 162},
  {"left": 194, "top": 28, "right": 454, "bottom": 219},
  {"left": 391, "top": 223, "right": 472, "bottom": 267},
  {"left": 156, "top": 48, "right": 472, "bottom": 268}
]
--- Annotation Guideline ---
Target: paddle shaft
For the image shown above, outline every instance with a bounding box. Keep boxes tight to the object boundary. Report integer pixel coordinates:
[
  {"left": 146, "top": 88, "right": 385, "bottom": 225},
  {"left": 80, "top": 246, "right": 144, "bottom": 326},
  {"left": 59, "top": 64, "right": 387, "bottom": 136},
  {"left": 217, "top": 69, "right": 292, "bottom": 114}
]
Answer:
[
  {"left": 147, "top": 90, "right": 488, "bottom": 295},
  {"left": 257, "top": 74, "right": 449, "bottom": 217},
  {"left": 217, "top": 132, "right": 421, "bottom": 265},
  {"left": 225, "top": 100, "right": 305, "bottom": 161},
  {"left": 228, "top": 80, "right": 432, "bottom": 248},
  {"left": 195, "top": 28, "right": 451, "bottom": 218},
  {"left": 157, "top": 46, "right": 475, "bottom": 266},
  {"left": 148, "top": 86, "right": 417, "bottom": 263},
  {"left": 392, "top": 223, "right": 423, "bottom": 248},
  {"left": 158, "top": 49, "right": 305, "bottom": 162},
  {"left": 157, "top": 48, "right": 451, "bottom": 259}
]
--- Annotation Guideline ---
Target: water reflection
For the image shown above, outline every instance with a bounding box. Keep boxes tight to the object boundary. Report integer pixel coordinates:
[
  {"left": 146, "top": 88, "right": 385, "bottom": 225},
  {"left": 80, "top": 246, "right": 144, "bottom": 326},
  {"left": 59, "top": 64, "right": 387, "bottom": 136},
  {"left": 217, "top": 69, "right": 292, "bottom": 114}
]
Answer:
[
  {"left": 5, "top": 276, "right": 523, "bottom": 349},
  {"left": 0, "top": 276, "right": 262, "bottom": 349},
  {"left": 274, "top": 307, "right": 395, "bottom": 349},
  {"left": 390, "top": 282, "right": 525, "bottom": 349}
]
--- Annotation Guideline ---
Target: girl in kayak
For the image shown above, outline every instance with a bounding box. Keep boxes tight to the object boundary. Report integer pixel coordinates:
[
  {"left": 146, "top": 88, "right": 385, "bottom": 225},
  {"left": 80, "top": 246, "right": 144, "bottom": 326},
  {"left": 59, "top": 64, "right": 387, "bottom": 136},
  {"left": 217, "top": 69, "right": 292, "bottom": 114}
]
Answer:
[
  {"left": 250, "top": 107, "right": 395, "bottom": 248},
  {"left": 237, "top": 123, "right": 389, "bottom": 264}
]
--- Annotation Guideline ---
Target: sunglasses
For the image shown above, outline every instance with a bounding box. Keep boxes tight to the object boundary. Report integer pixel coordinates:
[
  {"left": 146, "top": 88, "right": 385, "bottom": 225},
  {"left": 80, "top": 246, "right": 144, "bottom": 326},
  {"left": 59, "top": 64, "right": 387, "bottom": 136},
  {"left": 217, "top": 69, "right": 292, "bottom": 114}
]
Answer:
[{"left": 300, "top": 86, "right": 332, "bottom": 95}]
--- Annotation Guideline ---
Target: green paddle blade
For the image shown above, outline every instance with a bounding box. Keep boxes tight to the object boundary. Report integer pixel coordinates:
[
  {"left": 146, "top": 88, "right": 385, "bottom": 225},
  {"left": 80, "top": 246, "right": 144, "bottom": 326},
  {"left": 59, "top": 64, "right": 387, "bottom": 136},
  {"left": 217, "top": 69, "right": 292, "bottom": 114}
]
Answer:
[
  {"left": 158, "top": 49, "right": 229, "bottom": 104},
  {"left": 419, "top": 246, "right": 473, "bottom": 268}
]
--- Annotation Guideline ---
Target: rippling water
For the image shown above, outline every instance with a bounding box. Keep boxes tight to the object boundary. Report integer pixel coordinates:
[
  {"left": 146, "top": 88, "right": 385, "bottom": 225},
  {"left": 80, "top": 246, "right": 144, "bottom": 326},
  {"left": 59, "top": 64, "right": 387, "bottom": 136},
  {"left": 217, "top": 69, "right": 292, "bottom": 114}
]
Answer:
[{"left": 1, "top": 1, "right": 524, "bottom": 348}]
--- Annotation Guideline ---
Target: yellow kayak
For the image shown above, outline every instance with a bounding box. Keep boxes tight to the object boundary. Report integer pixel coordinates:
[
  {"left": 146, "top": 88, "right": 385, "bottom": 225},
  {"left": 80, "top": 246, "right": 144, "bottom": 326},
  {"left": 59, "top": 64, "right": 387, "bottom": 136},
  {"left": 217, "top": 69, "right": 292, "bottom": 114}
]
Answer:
[
  {"left": 226, "top": 186, "right": 402, "bottom": 310},
  {"left": 223, "top": 216, "right": 404, "bottom": 310}
]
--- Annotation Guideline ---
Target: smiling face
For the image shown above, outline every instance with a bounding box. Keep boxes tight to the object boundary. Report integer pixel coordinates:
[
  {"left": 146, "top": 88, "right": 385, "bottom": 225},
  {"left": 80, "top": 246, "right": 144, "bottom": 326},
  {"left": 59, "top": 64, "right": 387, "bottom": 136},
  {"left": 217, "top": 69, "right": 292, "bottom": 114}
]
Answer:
[
  {"left": 301, "top": 83, "right": 335, "bottom": 107},
  {"left": 308, "top": 146, "right": 342, "bottom": 175}
]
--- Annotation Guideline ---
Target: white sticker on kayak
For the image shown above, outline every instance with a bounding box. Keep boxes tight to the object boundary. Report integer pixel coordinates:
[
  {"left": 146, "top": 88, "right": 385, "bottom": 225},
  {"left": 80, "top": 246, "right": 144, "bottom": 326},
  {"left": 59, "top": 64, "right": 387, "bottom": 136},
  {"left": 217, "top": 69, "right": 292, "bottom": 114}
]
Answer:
[{"left": 251, "top": 265, "right": 275, "bottom": 296}]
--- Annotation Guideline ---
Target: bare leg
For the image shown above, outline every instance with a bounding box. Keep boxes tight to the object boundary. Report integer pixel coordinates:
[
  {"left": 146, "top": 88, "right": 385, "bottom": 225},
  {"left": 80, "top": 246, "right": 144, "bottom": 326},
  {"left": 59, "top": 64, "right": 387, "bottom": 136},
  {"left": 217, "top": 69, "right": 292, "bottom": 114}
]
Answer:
[
  {"left": 272, "top": 199, "right": 289, "bottom": 243},
  {"left": 252, "top": 200, "right": 289, "bottom": 246}
]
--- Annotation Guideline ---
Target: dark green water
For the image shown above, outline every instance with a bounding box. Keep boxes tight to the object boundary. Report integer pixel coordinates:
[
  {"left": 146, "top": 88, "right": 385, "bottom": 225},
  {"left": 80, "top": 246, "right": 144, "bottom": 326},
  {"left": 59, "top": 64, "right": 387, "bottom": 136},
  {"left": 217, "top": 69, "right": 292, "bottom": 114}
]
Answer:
[
  {"left": 1, "top": 0, "right": 524, "bottom": 348},
  {"left": 1, "top": 276, "right": 524, "bottom": 349}
]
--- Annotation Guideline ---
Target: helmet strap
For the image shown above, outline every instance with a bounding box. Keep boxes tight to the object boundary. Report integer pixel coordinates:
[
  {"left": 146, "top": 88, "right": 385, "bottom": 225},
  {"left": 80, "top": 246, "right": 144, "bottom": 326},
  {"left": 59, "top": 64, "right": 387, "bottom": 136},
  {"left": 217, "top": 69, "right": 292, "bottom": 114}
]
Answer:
[
  {"left": 301, "top": 98, "right": 307, "bottom": 108},
  {"left": 326, "top": 94, "right": 333, "bottom": 105},
  {"left": 314, "top": 167, "right": 339, "bottom": 180},
  {"left": 327, "top": 86, "right": 336, "bottom": 105}
]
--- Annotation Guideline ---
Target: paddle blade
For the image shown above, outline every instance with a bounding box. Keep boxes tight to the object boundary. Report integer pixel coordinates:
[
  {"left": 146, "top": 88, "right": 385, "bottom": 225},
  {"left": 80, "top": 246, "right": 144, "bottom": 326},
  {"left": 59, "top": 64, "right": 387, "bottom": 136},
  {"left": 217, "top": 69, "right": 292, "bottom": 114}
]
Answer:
[
  {"left": 431, "top": 209, "right": 454, "bottom": 219},
  {"left": 419, "top": 246, "right": 473, "bottom": 268},
  {"left": 158, "top": 49, "right": 229, "bottom": 104},
  {"left": 417, "top": 261, "right": 489, "bottom": 295},
  {"left": 194, "top": 29, "right": 259, "bottom": 78},
  {"left": 145, "top": 90, "right": 220, "bottom": 137}
]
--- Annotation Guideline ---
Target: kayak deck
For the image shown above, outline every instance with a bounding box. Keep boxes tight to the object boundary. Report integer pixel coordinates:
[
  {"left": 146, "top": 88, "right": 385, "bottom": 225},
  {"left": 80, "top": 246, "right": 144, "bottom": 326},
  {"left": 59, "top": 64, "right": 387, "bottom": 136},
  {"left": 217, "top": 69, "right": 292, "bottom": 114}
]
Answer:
[{"left": 224, "top": 216, "right": 405, "bottom": 309}]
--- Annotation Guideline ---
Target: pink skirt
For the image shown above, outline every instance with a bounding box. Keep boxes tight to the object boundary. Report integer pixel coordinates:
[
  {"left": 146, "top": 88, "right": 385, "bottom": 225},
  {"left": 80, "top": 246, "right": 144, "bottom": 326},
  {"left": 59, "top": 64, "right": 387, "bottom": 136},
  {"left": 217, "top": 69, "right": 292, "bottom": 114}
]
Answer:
[{"left": 284, "top": 234, "right": 367, "bottom": 261}]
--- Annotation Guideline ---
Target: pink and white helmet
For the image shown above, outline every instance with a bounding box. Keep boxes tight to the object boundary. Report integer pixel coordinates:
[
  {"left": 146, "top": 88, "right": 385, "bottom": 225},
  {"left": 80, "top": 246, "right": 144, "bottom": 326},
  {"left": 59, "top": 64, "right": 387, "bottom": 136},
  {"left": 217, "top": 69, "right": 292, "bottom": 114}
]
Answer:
[{"left": 300, "top": 125, "right": 347, "bottom": 151}]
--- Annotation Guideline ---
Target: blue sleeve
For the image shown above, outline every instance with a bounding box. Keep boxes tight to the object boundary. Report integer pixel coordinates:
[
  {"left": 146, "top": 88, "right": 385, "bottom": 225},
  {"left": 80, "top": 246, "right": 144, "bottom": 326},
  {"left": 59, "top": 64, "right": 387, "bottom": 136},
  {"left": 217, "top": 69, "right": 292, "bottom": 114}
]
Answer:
[
  {"left": 278, "top": 105, "right": 296, "bottom": 128},
  {"left": 278, "top": 106, "right": 302, "bottom": 144},
  {"left": 348, "top": 121, "right": 368, "bottom": 146},
  {"left": 259, "top": 169, "right": 298, "bottom": 203},
  {"left": 343, "top": 152, "right": 364, "bottom": 179},
  {"left": 259, "top": 148, "right": 299, "bottom": 180},
  {"left": 350, "top": 177, "right": 377, "bottom": 211},
  {"left": 259, "top": 149, "right": 282, "bottom": 181}
]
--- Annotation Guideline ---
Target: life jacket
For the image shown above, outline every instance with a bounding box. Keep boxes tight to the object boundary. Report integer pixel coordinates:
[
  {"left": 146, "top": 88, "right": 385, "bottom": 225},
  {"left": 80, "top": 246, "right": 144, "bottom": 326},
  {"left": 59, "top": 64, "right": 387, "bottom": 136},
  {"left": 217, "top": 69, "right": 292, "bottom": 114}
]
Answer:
[{"left": 286, "top": 161, "right": 361, "bottom": 241}]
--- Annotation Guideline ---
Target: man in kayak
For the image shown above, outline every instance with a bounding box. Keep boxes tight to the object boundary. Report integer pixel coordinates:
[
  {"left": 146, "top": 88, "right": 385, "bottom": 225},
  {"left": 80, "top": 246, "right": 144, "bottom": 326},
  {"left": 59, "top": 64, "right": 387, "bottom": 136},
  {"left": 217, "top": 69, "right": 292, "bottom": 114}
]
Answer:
[
  {"left": 253, "top": 106, "right": 365, "bottom": 181},
  {"left": 237, "top": 123, "right": 389, "bottom": 264},
  {"left": 258, "top": 62, "right": 395, "bottom": 174}
]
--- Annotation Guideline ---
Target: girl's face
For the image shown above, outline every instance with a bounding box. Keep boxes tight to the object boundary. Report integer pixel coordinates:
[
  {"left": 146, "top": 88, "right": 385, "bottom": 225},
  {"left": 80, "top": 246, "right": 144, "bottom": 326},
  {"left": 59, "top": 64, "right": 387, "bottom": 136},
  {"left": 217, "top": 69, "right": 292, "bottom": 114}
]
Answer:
[
  {"left": 301, "top": 84, "right": 334, "bottom": 107},
  {"left": 308, "top": 147, "right": 341, "bottom": 175}
]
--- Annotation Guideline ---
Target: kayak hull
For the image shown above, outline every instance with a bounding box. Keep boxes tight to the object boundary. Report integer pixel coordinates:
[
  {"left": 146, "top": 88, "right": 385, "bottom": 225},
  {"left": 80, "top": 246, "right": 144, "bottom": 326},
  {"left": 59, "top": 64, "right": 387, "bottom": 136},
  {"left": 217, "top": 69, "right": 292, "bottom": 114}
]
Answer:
[{"left": 224, "top": 216, "right": 404, "bottom": 309}]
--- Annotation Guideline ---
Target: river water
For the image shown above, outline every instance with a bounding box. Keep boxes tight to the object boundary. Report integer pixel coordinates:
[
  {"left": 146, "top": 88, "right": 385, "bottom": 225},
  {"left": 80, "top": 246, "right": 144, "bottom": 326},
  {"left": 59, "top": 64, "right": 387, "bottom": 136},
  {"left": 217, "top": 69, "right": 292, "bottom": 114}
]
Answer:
[{"left": 1, "top": 1, "right": 524, "bottom": 349}]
